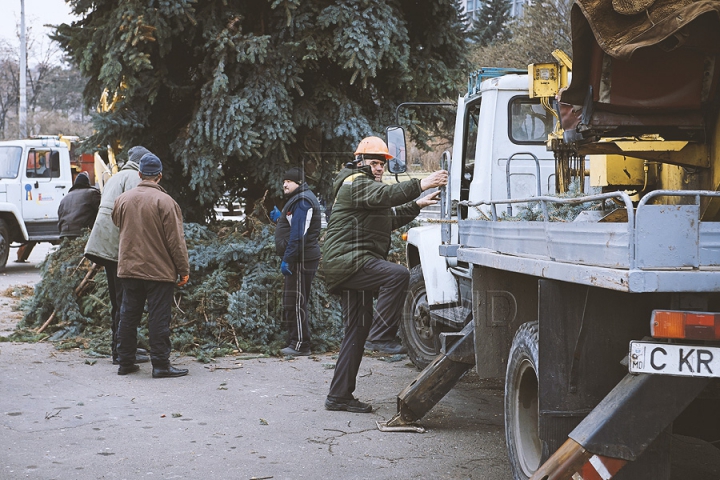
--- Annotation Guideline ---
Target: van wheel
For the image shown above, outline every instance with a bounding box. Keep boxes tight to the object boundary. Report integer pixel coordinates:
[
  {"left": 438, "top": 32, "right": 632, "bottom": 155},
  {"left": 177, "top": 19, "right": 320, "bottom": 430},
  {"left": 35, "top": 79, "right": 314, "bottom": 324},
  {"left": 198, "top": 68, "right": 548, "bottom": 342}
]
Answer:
[
  {"left": 400, "top": 265, "right": 440, "bottom": 370},
  {"left": 505, "top": 321, "right": 541, "bottom": 480},
  {"left": 0, "top": 220, "right": 9, "bottom": 271}
]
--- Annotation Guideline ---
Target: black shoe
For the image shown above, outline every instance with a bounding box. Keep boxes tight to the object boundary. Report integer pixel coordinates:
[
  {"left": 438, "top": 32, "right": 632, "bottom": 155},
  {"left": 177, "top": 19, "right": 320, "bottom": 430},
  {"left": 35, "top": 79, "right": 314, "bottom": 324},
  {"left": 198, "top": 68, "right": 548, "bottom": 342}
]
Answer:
[
  {"left": 152, "top": 365, "right": 189, "bottom": 378},
  {"left": 280, "top": 346, "right": 311, "bottom": 357},
  {"left": 113, "top": 353, "right": 151, "bottom": 365},
  {"left": 364, "top": 340, "right": 407, "bottom": 355},
  {"left": 117, "top": 364, "right": 140, "bottom": 375},
  {"left": 325, "top": 396, "right": 373, "bottom": 413}
]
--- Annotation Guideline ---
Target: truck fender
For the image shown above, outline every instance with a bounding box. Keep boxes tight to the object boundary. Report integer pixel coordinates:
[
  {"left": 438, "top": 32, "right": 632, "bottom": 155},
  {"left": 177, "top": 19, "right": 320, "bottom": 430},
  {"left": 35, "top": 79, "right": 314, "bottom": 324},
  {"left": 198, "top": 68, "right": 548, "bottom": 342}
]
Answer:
[
  {"left": 406, "top": 223, "right": 458, "bottom": 306},
  {"left": 0, "top": 203, "right": 29, "bottom": 241}
]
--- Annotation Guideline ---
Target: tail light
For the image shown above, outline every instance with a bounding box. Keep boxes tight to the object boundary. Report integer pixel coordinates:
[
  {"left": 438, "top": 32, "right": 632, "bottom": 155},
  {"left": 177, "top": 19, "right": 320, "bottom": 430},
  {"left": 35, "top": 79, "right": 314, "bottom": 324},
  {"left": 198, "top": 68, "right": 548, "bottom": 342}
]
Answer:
[{"left": 651, "top": 310, "right": 720, "bottom": 341}]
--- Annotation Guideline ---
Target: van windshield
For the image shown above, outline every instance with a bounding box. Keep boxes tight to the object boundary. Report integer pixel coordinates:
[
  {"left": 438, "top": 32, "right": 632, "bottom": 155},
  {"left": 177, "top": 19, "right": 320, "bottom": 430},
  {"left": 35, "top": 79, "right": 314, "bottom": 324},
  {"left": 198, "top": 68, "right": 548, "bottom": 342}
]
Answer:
[{"left": 0, "top": 147, "right": 22, "bottom": 179}]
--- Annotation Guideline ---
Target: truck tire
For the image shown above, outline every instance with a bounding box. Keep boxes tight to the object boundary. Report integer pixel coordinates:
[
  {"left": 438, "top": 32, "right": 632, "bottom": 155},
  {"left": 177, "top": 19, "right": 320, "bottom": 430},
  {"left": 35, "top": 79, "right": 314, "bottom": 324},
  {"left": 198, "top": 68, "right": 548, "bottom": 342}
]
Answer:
[
  {"left": 0, "top": 219, "right": 9, "bottom": 271},
  {"left": 400, "top": 265, "right": 440, "bottom": 370},
  {"left": 505, "top": 321, "right": 541, "bottom": 480}
]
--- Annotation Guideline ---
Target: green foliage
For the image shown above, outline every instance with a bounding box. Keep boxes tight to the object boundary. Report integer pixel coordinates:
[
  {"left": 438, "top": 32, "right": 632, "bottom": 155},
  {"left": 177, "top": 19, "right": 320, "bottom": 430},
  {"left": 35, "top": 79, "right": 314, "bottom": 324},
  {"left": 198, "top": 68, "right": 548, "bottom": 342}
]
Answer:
[
  {"left": 53, "top": 0, "right": 469, "bottom": 220},
  {"left": 468, "top": 0, "right": 512, "bottom": 47},
  {"left": 19, "top": 234, "right": 104, "bottom": 336},
  {"left": 510, "top": 181, "right": 607, "bottom": 222},
  {"left": 14, "top": 216, "right": 412, "bottom": 360}
]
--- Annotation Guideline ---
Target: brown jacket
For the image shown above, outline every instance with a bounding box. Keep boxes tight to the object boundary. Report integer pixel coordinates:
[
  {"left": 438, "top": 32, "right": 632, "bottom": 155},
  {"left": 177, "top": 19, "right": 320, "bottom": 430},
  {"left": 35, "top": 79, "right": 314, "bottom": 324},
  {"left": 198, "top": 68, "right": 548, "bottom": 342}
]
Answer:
[{"left": 112, "top": 180, "right": 189, "bottom": 282}]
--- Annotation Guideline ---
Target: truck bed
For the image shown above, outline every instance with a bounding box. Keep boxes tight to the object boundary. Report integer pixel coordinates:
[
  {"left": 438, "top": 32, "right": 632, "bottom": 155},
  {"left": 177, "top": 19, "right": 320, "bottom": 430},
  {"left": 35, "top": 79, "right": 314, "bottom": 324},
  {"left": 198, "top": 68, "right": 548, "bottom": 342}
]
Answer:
[{"left": 457, "top": 190, "right": 720, "bottom": 293}]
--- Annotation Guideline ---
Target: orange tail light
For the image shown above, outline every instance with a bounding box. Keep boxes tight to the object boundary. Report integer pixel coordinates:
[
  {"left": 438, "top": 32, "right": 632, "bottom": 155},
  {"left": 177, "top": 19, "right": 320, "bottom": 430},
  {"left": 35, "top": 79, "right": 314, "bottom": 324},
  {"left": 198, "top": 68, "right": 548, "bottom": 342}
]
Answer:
[{"left": 651, "top": 310, "right": 720, "bottom": 341}]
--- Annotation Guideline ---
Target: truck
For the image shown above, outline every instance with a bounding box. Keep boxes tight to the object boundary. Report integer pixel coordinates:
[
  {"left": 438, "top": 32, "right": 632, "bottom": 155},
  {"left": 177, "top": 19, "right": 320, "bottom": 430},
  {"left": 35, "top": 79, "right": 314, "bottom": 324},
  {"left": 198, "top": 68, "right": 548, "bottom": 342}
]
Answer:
[
  {"left": 0, "top": 136, "right": 75, "bottom": 269},
  {"left": 382, "top": 1, "right": 720, "bottom": 479}
]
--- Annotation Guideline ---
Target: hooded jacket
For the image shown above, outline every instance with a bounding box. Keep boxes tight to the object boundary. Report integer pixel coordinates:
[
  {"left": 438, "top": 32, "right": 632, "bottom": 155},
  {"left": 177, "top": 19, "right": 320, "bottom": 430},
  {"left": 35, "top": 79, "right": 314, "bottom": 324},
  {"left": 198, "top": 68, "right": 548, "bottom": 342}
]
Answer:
[
  {"left": 84, "top": 161, "right": 141, "bottom": 264},
  {"left": 57, "top": 174, "right": 101, "bottom": 238},
  {"left": 274, "top": 182, "right": 322, "bottom": 263},
  {"left": 321, "top": 165, "right": 422, "bottom": 292}
]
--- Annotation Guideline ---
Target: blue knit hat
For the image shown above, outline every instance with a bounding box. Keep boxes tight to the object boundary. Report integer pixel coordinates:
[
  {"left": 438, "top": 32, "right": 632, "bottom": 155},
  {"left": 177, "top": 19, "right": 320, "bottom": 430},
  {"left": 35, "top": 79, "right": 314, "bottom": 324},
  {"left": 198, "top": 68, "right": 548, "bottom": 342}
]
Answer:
[{"left": 139, "top": 153, "right": 162, "bottom": 176}]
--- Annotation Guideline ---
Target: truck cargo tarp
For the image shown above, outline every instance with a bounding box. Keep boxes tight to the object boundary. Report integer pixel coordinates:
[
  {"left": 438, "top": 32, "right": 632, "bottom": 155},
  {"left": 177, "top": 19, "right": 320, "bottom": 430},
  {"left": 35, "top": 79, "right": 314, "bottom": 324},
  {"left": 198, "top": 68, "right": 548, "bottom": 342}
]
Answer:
[
  {"left": 562, "top": 0, "right": 720, "bottom": 106},
  {"left": 575, "top": 0, "right": 720, "bottom": 59}
]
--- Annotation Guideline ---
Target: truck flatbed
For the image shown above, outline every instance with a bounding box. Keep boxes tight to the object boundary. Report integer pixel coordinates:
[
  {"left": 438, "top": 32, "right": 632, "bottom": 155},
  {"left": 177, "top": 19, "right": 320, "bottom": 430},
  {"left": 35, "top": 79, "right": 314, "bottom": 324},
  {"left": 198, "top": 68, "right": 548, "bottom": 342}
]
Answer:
[
  {"left": 457, "top": 246, "right": 720, "bottom": 293},
  {"left": 456, "top": 190, "right": 720, "bottom": 293}
]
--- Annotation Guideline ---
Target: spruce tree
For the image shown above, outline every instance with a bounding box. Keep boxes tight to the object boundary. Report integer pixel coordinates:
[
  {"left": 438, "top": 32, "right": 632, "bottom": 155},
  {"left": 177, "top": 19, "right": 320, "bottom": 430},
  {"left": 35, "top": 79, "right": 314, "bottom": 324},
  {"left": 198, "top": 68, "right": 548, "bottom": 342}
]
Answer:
[
  {"left": 53, "top": 0, "right": 468, "bottom": 220},
  {"left": 469, "top": 0, "right": 511, "bottom": 47}
]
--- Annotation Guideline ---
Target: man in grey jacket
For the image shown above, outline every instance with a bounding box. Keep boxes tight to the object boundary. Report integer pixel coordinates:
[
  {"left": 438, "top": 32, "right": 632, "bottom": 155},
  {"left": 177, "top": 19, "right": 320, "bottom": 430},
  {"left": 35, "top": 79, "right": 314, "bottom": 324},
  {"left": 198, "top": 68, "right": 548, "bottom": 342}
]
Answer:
[{"left": 85, "top": 146, "right": 150, "bottom": 365}]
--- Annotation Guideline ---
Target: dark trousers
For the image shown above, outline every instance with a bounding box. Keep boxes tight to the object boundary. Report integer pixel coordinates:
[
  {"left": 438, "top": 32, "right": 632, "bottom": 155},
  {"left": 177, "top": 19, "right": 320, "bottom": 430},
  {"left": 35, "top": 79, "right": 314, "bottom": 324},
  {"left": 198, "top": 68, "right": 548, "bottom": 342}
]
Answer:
[
  {"left": 117, "top": 279, "right": 174, "bottom": 368},
  {"left": 283, "top": 258, "right": 319, "bottom": 351},
  {"left": 103, "top": 261, "right": 125, "bottom": 361},
  {"left": 328, "top": 258, "right": 409, "bottom": 400}
]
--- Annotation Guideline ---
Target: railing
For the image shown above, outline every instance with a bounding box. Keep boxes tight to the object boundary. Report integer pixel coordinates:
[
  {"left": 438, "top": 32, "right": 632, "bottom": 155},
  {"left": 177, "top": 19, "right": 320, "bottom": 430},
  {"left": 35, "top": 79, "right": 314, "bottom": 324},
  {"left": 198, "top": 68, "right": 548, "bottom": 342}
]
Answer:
[
  {"left": 459, "top": 190, "right": 720, "bottom": 270},
  {"left": 505, "top": 152, "right": 542, "bottom": 217},
  {"left": 459, "top": 191, "right": 636, "bottom": 266}
]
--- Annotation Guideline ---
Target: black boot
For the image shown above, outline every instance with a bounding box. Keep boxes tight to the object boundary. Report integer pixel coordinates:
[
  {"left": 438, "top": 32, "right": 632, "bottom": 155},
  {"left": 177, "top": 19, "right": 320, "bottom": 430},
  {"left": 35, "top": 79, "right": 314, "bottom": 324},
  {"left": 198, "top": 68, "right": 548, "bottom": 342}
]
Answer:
[
  {"left": 117, "top": 364, "right": 140, "bottom": 375},
  {"left": 152, "top": 365, "right": 189, "bottom": 378}
]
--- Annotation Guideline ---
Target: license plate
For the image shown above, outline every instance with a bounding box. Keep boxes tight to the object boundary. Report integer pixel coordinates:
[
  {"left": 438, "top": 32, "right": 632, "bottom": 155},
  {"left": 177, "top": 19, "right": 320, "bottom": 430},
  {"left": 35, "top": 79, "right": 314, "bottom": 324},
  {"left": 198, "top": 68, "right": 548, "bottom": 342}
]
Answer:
[{"left": 629, "top": 341, "right": 720, "bottom": 378}]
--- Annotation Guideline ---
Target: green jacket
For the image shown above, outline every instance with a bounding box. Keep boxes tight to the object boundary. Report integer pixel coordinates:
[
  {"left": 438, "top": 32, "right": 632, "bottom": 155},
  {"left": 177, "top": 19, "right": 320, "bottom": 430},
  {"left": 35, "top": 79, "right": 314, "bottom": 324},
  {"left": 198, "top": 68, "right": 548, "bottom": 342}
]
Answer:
[{"left": 322, "top": 165, "right": 422, "bottom": 292}]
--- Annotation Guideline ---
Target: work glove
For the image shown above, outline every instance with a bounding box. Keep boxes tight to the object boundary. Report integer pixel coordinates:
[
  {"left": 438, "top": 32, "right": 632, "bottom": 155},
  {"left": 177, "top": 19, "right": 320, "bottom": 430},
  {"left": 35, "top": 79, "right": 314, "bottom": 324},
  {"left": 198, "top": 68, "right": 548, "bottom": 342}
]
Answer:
[
  {"left": 177, "top": 275, "right": 189, "bottom": 287},
  {"left": 270, "top": 206, "right": 282, "bottom": 223},
  {"left": 280, "top": 261, "right": 293, "bottom": 276}
]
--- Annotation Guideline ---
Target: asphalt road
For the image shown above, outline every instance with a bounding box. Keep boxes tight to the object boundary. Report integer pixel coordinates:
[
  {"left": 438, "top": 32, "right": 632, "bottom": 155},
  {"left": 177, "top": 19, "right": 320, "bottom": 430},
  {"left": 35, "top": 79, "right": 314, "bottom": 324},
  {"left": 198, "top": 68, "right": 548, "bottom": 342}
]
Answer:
[{"left": 0, "top": 244, "right": 512, "bottom": 480}]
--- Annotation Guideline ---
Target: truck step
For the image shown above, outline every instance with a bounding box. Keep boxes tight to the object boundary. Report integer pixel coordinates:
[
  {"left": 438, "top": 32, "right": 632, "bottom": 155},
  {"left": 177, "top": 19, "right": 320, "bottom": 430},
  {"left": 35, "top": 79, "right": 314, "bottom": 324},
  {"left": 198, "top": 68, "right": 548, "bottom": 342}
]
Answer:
[{"left": 430, "top": 304, "right": 471, "bottom": 329}]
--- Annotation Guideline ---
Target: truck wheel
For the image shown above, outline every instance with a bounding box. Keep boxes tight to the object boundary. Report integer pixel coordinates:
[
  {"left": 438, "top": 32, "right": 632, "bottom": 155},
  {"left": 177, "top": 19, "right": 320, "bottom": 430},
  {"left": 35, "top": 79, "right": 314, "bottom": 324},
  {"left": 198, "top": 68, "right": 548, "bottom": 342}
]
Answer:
[
  {"left": 505, "top": 321, "right": 541, "bottom": 480},
  {"left": 400, "top": 265, "right": 440, "bottom": 369},
  {"left": 0, "top": 220, "right": 9, "bottom": 271}
]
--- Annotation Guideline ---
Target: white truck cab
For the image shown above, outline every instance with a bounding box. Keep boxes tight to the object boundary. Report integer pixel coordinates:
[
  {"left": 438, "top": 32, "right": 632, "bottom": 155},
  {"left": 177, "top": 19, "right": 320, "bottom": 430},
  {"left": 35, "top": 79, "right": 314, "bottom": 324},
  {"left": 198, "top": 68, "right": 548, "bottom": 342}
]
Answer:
[
  {"left": 0, "top": 137, "right": 73, "bottom": 268},
  {"left": 400, "top": 70, "right": 557, "bottom": 368}
]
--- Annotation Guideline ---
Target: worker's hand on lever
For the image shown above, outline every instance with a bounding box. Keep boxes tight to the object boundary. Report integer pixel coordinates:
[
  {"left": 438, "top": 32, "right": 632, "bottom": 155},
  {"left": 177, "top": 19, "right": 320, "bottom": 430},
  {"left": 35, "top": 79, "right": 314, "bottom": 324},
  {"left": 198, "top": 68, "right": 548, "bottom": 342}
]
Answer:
[
  {"left": 416, "top": 190, "right": 442, "bottom": 209},
  {"left": 177, "top": 275, "right": 189, "bottom": 287},
  {"left": 420, "top": 170, "right": 448, "bottom": 191}
]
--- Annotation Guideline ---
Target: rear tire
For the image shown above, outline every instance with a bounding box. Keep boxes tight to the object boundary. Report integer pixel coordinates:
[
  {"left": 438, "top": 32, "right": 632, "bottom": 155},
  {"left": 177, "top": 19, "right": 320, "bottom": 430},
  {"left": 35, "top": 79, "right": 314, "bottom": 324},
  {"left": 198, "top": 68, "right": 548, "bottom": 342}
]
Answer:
[
  {"left": 400, "top": 265, "right": 441, "bottom": 370},
  {"left": 505, "top": 321, "right": 541, "bottom": 480},
  {"left": 0, "top": 220, "right": 10, "bottom": 271}
]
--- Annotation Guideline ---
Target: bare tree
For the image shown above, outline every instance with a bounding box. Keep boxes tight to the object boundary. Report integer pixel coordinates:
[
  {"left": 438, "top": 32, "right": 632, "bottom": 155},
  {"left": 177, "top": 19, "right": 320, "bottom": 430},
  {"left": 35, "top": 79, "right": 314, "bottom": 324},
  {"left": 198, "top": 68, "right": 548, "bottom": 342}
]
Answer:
[
  {"left": 0, "top": 26, "right": 90, "bottom": 139},
  {"left": 470, "top": 0, "right": 573, "bottom": 68},
  {"left": 0, "top": 40, "right": 20, "bottom": 138}
]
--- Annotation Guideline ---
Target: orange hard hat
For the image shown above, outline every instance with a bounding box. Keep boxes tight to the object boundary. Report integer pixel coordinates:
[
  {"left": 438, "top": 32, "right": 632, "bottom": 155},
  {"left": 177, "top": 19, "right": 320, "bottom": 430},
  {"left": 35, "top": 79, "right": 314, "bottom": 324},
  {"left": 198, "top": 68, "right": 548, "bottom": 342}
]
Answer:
[{"left": 354, "top": 136, "right": 393, "bottom": 160}]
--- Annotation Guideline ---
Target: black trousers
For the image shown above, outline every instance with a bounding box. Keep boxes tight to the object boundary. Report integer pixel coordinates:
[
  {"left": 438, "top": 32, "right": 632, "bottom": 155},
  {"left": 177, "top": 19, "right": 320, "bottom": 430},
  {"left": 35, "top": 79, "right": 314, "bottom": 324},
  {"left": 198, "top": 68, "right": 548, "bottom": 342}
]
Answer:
[
  {"left": 283, "top": 258, "right": 319, "bottom": 351},
  {"left": 328, "top": 258, "right": 409, "bottom": 400},
  {"left": 103, "top": 261, "right": 125, "bottom": 361},
  {"left": 117, "top": 279, "right": 174, "bottom": 368}
]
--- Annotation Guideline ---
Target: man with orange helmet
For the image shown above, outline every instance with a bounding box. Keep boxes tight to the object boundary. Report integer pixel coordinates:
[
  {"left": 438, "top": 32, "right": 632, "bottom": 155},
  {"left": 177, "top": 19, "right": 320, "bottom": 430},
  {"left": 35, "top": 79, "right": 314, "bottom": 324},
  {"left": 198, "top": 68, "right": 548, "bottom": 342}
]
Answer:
[{"left": 322, "top": 136, "right": 447, "bottom": 413}]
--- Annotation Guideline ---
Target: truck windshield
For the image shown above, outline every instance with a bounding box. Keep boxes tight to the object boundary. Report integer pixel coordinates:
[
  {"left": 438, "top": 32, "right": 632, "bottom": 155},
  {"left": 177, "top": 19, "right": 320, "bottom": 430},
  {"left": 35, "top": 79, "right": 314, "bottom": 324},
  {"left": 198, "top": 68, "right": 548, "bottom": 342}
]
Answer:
[
  {"left": 0, "top": 147, "right": 22, "bottom": 179},
  {"left": 509, "top": 97, "right": 554, "bottom": 144}
]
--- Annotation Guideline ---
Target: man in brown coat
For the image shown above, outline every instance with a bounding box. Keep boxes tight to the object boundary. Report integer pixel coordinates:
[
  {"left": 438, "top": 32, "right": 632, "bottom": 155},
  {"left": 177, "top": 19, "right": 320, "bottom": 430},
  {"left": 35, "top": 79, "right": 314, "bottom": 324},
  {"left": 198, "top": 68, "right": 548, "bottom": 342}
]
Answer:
[{"left": 112, "top": 153, "right": 190, "bottom": 378}]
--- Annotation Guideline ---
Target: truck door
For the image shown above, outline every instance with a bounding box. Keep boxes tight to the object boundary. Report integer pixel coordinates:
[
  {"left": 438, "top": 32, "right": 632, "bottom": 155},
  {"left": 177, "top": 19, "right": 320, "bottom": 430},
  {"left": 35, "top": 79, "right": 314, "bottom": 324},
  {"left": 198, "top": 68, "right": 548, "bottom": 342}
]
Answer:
[
  {"left": 459, "top": 99, "right": 482, "bottom": 220},
  {"left": 22, "top": 148, "right": 67, "bottom": 222}
]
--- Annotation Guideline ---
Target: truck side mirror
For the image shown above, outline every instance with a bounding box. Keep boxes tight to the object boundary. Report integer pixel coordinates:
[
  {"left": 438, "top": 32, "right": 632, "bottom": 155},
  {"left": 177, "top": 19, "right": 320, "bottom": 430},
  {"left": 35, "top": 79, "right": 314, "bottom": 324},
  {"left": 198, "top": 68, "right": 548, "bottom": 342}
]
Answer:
[{"left": 386, "top": 125, "right": 407, "bottom": 174}]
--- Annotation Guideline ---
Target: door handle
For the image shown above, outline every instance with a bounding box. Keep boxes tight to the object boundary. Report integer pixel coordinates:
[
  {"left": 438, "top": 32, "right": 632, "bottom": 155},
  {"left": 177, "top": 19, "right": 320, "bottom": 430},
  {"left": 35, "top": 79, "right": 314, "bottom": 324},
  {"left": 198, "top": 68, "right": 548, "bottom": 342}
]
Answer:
[{"left": 55, "top": 185, "right": 66, "bottom": 189}]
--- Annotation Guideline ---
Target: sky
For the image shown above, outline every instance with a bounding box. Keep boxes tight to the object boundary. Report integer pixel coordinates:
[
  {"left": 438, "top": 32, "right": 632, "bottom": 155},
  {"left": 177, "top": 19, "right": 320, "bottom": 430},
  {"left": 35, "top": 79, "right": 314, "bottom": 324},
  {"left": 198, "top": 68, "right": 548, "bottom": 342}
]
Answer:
[{"left": 1, "top": 0, "right": 79, "bottom": 46}]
